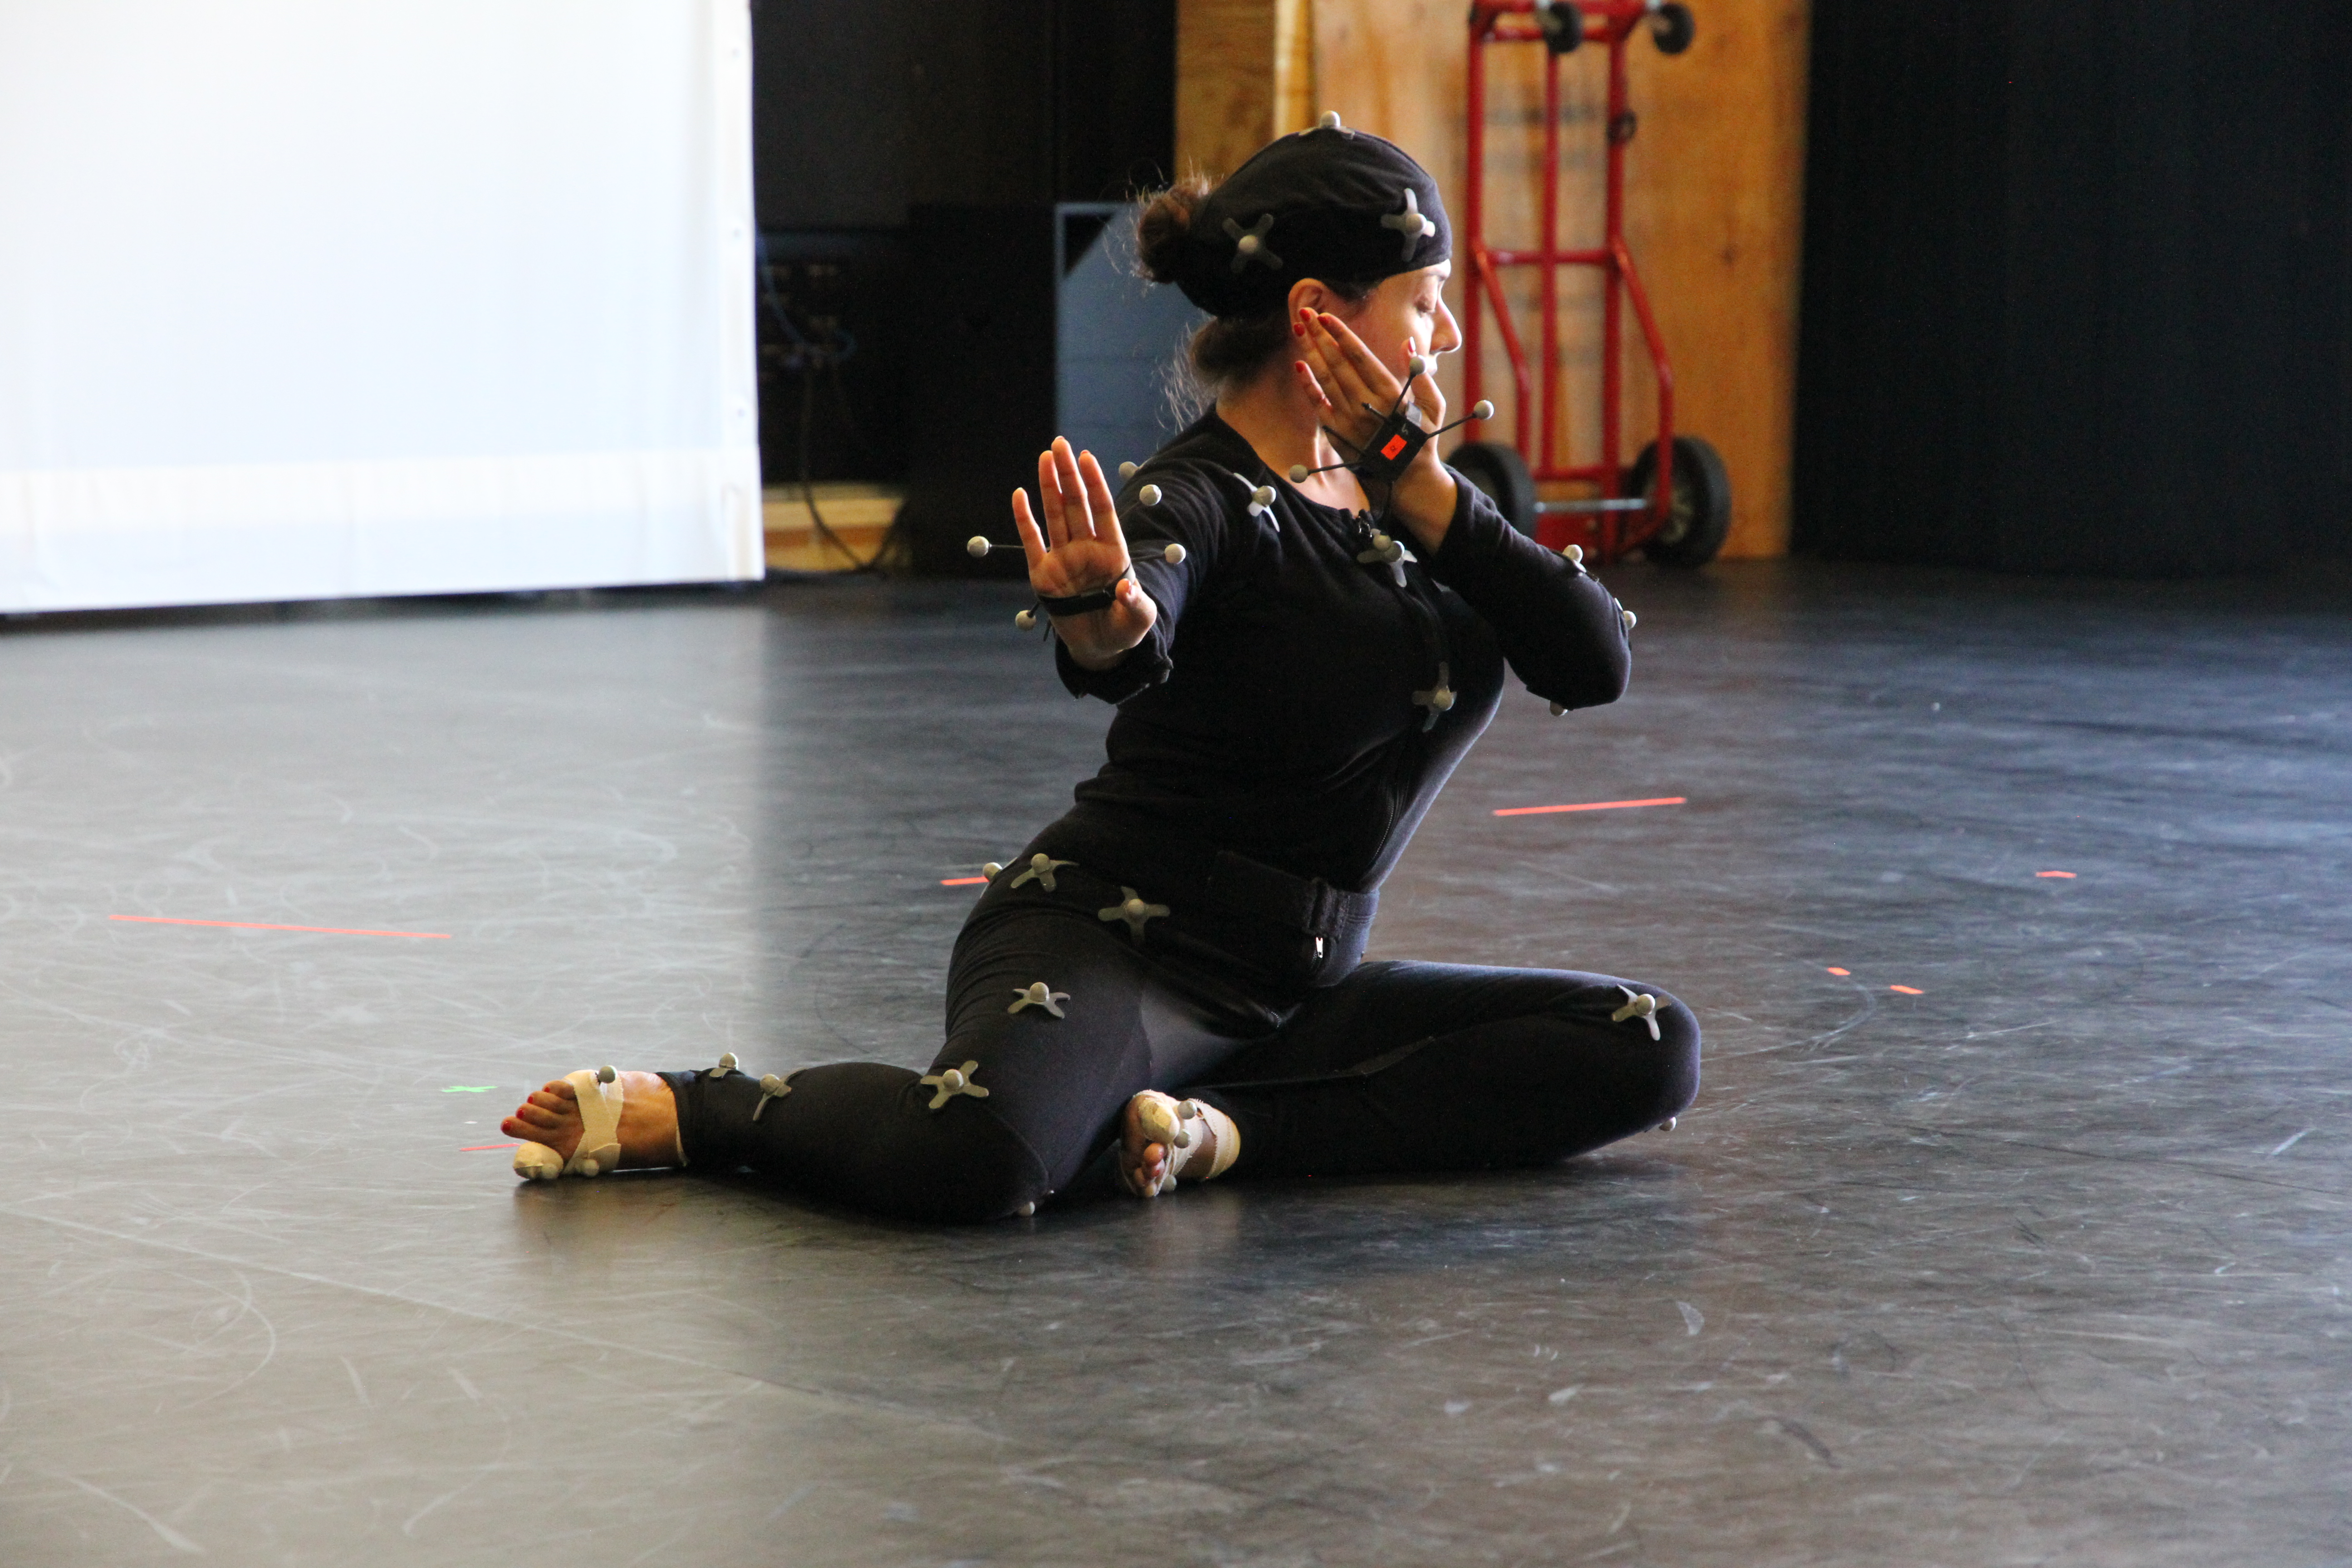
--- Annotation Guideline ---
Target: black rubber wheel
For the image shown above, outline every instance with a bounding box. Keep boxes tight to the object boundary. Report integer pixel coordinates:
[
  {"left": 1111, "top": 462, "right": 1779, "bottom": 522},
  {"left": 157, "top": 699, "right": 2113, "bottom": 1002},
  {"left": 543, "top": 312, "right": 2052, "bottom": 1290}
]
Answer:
[
  {"left": 1536, "top": 0, "right": 1583, "bottom": 53},
  {"left": 1627, "top": 434, "right": 1730, "bottom": 566},
  {"left": 1651, "top": 2, "right": 1695, "bottom": 54},
  {"left": 1448, "top": 441, "right": 1539, "bottom": 537}
]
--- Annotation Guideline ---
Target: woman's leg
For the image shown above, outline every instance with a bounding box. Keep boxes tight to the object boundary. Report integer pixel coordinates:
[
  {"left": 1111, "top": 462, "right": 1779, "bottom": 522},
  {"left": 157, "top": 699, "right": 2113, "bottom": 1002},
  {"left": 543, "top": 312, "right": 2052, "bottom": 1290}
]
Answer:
[
  {"left": 646, "top": 901, "right": 1267, "bottom": 1223},
  {"left": 1181, "top": 961, "right": 1700, "bottom": 1177}
]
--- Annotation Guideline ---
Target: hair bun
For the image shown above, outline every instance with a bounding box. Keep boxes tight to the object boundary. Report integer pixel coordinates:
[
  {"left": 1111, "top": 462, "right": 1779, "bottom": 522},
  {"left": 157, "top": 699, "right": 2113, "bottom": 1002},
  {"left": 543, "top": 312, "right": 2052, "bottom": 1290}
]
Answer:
[{"left": 1135, "top": 176, "right": 1211, "bottom": 286}]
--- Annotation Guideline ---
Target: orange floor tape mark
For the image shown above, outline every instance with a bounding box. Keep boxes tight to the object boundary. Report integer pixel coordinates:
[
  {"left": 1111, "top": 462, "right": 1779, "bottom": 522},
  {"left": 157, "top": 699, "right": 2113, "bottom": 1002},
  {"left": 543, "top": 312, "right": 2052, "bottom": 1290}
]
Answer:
[
  {"left": 1493, "top": 796, "right": 1687, "bottom": 817},
  {"left": 1825, "top": 967, "right": 1851, "bottom": 976},
  {"left": 2036, "top": 871, "right": 2078, "bottom": 878},
  {"left": 112, "top": 914, "right": 451, "bottom": 939},
  {"left": 461, "top": 1143, "right": 520, "bottom": 1152},
  {"left": 939, "top": 877, "right": 990, "bottom": 887},
  {"left": 1889, "top": 985, "right": 1925, "bottom": 995}
]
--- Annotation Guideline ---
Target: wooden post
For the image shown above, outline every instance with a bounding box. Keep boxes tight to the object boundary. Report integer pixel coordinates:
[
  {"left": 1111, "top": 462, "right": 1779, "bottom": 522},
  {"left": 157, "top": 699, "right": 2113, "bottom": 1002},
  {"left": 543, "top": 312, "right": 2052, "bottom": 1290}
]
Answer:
[{"left": 1177, "top": 0, "right": 1316, "bottom": 180}]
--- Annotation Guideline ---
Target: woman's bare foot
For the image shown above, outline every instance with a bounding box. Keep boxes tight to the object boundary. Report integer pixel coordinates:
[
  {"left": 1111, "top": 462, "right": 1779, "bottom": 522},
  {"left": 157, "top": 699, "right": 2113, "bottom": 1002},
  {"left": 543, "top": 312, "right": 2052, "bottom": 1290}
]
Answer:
[
  {"left": 502, "top": 1072, "right": 681, "bottom": 1170},
  {"left": 1118, "top": 1091, "right": 1230, "bottom": 1198}
]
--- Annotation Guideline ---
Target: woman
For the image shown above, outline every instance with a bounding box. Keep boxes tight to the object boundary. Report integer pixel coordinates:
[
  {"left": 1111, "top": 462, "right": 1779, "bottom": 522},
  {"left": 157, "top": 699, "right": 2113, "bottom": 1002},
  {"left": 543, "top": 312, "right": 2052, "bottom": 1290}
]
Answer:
[{"left": 501, "top": 120, "right": 1699, "bottom": 1221}]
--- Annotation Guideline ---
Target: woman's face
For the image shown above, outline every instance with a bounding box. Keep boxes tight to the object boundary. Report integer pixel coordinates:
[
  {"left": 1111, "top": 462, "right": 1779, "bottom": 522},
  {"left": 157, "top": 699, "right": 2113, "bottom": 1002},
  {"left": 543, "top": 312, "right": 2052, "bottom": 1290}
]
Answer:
[{"left": 1333, "top": 262, "right": 1461, "bottom": 378}]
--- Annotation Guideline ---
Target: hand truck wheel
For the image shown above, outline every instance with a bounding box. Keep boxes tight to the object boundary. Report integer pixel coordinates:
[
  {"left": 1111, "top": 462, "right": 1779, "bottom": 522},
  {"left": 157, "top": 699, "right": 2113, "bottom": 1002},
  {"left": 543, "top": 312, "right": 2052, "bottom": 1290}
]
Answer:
[
  {"left": 1536, "top": 0, "right": 1583, "bottom": 54},
  {"left": 1651, "top": 2, "right": 1696, "bottom": 55},
  {"left": 1447, "top": 441, "right": 1540, "bottom": 537},
  {"left": 1627, "top": 434, "right": 1730, "bottom": 566}
]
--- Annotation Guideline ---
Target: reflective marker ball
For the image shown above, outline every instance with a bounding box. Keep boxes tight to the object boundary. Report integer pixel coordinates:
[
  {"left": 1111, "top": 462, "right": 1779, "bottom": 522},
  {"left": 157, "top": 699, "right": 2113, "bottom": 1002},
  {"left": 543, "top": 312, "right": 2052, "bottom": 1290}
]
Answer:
[
  {"left": 1119, "top": 461, "right": 1138, "bottom": 480},
  {"left": 1471, "top": 400, "right": 1495, "bottom": 421},
  {"left": 1408, "top": 354, "right": 1431, "bottom": 379},
  {"left": 965, "top": 535, "right": 990, "bottom": 558},
  {"left": 1289, "top": 464, "right": 1310, "bottom": 483},
  {"left": 1163, "top": 543, "right": 1187, "bottom": 564},
  {"left": 1138, "top": 484, "right": 1162, "bottom": 507},
  {"left": 1015, "top": 609, "right": 1037, "bottom": 629}
]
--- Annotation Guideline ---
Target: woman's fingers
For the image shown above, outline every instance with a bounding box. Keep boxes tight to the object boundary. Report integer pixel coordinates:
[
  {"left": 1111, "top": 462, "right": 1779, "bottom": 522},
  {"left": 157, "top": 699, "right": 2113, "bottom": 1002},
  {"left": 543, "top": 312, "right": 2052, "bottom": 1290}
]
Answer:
[
  {"left": 1050, "top": 438, "right": 1095, "bottom": 544},
  {"left": 1011, "top": 488, "right": 1048, "bottom": 575},
  {"left": 1313, "top": 310, "right": 1396, "bottom": 410},
  {"left": 1075, "top": 449, "right": 1128, "bottom": 564},
  {"left": 1035, "top": 447, "right": 1071, "bottom": 550}
]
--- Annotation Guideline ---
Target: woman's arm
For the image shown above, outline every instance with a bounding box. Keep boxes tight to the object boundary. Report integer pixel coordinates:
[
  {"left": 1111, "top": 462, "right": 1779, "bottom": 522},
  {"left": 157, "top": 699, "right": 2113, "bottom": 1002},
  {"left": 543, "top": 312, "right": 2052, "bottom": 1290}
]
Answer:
[{"left": 1424, "top": 479, "right": 1631, "bottom": 711}]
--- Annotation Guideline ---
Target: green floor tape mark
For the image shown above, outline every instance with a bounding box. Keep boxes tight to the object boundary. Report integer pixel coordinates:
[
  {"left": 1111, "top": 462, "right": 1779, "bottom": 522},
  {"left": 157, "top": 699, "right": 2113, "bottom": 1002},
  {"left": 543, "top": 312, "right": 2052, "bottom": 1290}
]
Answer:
[{"left": 442, "top": 1085, "right": 495, "bottom": 1093}]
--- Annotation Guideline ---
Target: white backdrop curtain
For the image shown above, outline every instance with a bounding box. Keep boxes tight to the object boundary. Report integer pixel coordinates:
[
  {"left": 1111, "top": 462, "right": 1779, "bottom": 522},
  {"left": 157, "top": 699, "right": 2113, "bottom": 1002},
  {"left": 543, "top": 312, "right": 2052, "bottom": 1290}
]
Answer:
[{"left": 0, "top": 0, "right": 761, "bottom": 612}]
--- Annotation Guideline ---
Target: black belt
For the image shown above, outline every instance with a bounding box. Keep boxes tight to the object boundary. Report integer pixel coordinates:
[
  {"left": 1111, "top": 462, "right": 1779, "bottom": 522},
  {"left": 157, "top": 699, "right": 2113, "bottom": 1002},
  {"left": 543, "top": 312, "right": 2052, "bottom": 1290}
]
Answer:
[{"left": 1031, "top": 806, "right": 1379, "bottom": 985}]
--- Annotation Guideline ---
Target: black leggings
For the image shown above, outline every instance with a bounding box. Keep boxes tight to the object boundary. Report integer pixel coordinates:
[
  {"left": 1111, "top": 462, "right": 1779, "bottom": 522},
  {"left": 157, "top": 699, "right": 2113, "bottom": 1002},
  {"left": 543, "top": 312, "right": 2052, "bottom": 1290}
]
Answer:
[{"left": 662, "top": 860, "right": 1700, "bottom": 1224}]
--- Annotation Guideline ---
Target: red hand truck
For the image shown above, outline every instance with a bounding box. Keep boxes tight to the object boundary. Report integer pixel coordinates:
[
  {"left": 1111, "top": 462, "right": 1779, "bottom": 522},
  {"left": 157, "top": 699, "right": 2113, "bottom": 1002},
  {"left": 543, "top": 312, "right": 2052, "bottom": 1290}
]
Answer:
[{"left": 1450, "top": 0, "right": 1731, "bottom": 567}]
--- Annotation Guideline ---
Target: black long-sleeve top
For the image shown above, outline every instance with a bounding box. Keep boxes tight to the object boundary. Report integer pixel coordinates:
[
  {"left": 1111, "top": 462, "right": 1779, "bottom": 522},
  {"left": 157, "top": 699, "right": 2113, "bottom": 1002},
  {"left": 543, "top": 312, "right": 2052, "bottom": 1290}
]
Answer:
[{"left": 1054, "top": 412, "right": 1632, "bottom": 894}]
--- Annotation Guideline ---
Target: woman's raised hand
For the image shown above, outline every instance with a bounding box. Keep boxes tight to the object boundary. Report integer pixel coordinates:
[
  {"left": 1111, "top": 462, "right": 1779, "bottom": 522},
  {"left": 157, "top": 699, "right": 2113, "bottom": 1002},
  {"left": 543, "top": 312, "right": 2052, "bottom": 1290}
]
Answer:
[
  {"left": 1011, "top": 438, "right": 1158, "bottom": 670},
  {"left": 1294, "top": 307, "right": 1458, "bottom": 547}
]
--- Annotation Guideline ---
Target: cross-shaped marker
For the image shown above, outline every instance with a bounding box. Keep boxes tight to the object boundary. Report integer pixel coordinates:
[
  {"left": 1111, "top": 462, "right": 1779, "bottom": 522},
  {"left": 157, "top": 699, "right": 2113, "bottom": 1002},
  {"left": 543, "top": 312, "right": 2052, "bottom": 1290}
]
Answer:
[
  {"left": 918, "top": 1060, "right": 991, "bottom": 1111},
  {"left": 1009, "top": 982, "right": 1069, "bottom": 1019},
  {"left": 1382, "top": 189, "right": 1434, "bottom": 260},
  {"left": 1098, "top": 887, "right": 1171, "bottom": 944},
  {"left": 1611, "top": 986, "right": 1662, "bottom": 1040},
  {"left": 1010, "top": 853, "right": 1073, "bottom": 892}
]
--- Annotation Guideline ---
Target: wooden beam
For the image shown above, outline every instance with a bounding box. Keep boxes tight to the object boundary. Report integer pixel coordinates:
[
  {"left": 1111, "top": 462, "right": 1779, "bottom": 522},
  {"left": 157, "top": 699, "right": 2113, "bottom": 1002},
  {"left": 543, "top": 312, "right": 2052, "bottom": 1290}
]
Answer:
[{"left": 1177, "top": 0, "right": 1315, "bottom": 180}]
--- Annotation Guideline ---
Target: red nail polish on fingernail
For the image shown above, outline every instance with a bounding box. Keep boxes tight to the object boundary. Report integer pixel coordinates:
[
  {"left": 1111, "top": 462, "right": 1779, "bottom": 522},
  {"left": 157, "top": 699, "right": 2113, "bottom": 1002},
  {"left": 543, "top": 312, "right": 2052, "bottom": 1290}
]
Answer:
[{"left": 1293, "top": 324, "right": 1305, "bottom": 338}]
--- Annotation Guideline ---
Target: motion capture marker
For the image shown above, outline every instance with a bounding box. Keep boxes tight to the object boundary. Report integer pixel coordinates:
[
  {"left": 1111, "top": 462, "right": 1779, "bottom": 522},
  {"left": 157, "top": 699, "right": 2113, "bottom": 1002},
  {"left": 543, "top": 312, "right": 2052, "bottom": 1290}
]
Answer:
[
  {"left": 1357, "top": 531, "right": 1406, "bottom": 566},
  {"left": 595, "top": 1065, "right": 617, "bottom": 1085},
  {"left": 751, "top": 1072, "right": 793, "bottom": 1120},
  {"left": 1009, "top": 852, "right": 1073, "bottom": 891},
  {"left": 711, "top": 1053, "right": 740, "bottom": 1078},
  {"left": 1471, "top": 400, "right": 1495, "bottom": 421},
  {"left": 966, "top": 535, "right": 990, "bottom": 559},
  {"left": 1559, "top": 542, "right": 1583, "bottom": 564},
  {"left": 1014, "top": 609, "right": 1037, "bottom": 630},
  {"left": 1318, "top": 110, "right": 1344, "bottom": 131},
  {"left": 1246, "top": 484, "right": 1277, "bottom": 518},
  {"left": 1611, "top": 987, "right": 1662, "bottom": 1041},
  {"left": 1493, "top": 796, "right": 1686, "bottom": 817},
  {"left": 1223, "top": 214, "right": 1282, "bottom": 274},
  {"left": 1407, "top": 353, "right": 1433, "bottom": 380},
  {"left": 918, "top": 1060, "right": 992, "bottom": 1111},
  {"left": 1160, "top": 542, "right": 1188, "bottom": 565},
  {"left": 1656, "top": 1116, "right": 1678, "bottom": 1132},
  {"left": 1008, "top": 982, "right": 1069, "bottom": 1019},
  {"left": 1889, "top": 985, "right": 1925, "bottom": 996},
  {"left": 1097, "top": 886, "right": 1171, "bottom": 944},
  {"left": 1382, "top": 189, "right": 1435, "bottom": 260},
  {"left": 1412, "top": 662, "right": 1457, "bottom": 730},
  {"left": 1017, "top": 1200, "right": 1037, "bottom": 1216},
  {"left": 1548, "top": 701, "right": 1567, "bottom": 716},
  {"left": 1119, "top": 461, "right": 1138, "bottom": 480},
  {"left": 1137, "top": 484, "right": 1162, "bottom": 507},
  {"left": 1288, "top": 464, "right": 1311, "bottom": 483},
  {"left": 982, "top": 862, "right": 1004, "bottom": 879},
  {"left": 1622, "top": 608, "right": 1638, "bottom": 632}
]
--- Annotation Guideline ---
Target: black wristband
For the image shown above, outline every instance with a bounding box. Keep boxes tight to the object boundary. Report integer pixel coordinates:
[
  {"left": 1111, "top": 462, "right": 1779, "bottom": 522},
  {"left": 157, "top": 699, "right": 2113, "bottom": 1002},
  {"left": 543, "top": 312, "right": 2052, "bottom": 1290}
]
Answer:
[{"left": 1036, "top": 569, "right": 1132, "bottom": 618}]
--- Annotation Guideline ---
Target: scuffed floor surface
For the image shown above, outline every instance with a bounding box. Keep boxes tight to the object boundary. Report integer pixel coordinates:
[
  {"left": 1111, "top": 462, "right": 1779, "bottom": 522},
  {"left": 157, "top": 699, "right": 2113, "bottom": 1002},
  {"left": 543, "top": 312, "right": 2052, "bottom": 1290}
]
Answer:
[{"left": 0, "top": 562, "right": 2346, "bottom": 1567}]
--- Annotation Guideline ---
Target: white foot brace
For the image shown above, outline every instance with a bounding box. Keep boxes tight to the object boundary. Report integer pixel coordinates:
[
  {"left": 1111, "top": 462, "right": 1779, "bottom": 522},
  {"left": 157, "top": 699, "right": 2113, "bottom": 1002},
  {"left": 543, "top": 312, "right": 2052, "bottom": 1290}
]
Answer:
[
  {"left": 1119, "top": 1091, "right": 1240, "bottom": 1198},
  {"left": 514, "top": 1066, "right": 625, "bottom": 1181}
]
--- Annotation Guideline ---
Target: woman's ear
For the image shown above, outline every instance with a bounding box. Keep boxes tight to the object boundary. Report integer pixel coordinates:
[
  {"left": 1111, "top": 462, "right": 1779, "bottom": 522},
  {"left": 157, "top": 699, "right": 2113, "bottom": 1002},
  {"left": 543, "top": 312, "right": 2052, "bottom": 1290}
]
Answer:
[{"left": 1287, "top": 278, "right": 1333, "bottom": 319}]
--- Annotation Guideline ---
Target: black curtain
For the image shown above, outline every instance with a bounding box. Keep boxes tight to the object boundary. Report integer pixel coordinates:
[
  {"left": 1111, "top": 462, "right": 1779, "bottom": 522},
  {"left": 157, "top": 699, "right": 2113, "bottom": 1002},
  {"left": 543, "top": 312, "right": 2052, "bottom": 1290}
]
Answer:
[{"left": 1795, "top": 0, "right": 2352, "bottom": 573}]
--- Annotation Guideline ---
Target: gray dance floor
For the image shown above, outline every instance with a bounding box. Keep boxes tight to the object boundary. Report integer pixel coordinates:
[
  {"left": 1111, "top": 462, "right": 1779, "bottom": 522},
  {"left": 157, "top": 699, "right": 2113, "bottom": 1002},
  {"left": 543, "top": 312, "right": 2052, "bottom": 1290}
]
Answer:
[{"left": 2, "top": 562, "right": 2345, "bottom": 1566}]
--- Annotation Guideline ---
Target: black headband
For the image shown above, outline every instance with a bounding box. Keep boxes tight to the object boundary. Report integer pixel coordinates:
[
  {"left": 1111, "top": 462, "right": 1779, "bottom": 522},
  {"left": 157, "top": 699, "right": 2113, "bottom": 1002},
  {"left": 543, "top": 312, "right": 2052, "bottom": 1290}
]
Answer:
[{"left": 1172, "top": 118, "right": 1451, "bottom": 318}]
